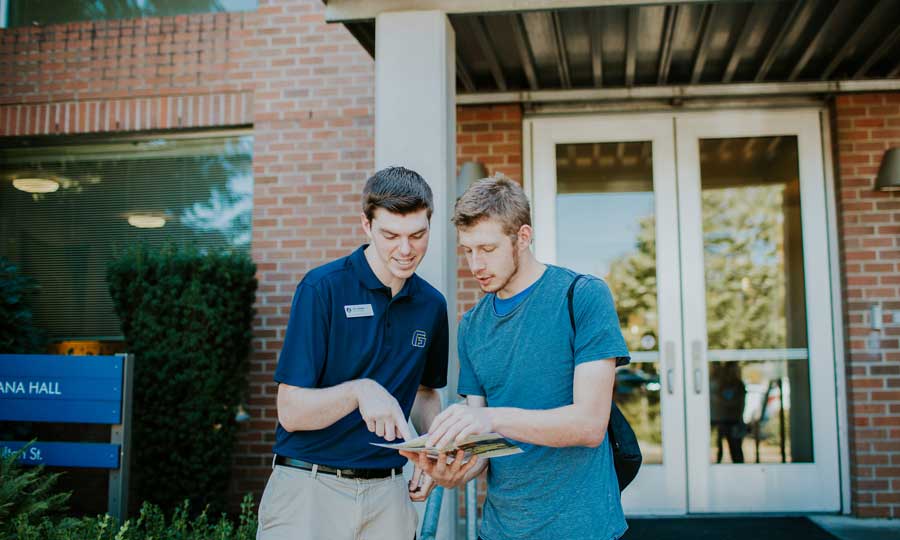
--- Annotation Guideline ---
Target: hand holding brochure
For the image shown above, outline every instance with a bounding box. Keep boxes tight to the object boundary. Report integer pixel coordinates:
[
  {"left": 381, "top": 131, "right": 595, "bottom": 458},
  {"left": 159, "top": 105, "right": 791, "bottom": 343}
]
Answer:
[{"left": 372, "top": 432, "right": 523, "bottom": 461}]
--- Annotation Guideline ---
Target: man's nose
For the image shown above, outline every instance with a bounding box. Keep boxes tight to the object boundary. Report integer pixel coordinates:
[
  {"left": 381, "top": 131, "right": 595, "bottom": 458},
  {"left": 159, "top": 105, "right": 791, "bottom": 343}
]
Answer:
[
  {"left": 470, "top": 255, "right": 485, "bottom": 273},
  {"left": 398, "top": 237, "right": 412, "bottom": 255}
]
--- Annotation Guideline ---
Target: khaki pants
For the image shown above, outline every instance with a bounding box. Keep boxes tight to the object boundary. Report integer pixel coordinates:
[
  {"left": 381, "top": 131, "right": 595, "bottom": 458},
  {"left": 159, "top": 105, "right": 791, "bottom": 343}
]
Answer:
[{"left": 256, "top": 464, "right": 418, "bottom": 540}]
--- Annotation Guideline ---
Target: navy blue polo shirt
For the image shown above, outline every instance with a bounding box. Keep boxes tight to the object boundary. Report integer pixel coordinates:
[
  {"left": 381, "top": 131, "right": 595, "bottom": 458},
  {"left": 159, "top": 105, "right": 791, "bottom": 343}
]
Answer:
[{"left": 273, "top": 245, "right": 449, "bottom": 469}]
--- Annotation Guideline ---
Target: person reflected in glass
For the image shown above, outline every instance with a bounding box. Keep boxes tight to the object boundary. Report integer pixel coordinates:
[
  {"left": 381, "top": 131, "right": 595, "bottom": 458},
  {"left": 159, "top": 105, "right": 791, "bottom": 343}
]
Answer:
[{"left": 709, "top": 362, "right": 747, "bottom": 464}]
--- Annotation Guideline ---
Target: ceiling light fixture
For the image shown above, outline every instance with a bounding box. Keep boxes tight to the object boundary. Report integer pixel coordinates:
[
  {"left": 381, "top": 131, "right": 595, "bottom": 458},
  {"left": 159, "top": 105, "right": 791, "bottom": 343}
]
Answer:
[
  {"left": 13, "top": 177, "right": 60, "bottom": 193},
  {"left": 128, "top": 215, "right": 166, "bottom": 229}
]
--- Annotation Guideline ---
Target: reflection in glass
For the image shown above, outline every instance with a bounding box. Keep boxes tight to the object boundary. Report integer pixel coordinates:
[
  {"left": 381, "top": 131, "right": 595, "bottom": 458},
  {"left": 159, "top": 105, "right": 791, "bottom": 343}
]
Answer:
[
  {"left": 699, "top": 136, "right": 813, "bottom": 464},
  {"left": 0, "top": 135, "right": 253, "bottom": 340},
  {"left": 556, "top": 141, "right": 662, "bottom": 463}
]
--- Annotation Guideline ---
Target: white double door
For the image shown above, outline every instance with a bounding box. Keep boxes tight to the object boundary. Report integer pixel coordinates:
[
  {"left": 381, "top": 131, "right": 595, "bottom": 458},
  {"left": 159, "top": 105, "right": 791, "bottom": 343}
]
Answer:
[{"left": 528, "top": 109, "right": 841, "bottom": 514}]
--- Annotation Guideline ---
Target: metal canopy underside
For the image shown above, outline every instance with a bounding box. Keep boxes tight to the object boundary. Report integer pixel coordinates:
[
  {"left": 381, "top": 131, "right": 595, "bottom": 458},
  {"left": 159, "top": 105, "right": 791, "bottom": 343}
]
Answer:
[{"left": 335, "top": 0, "right": 900, "bottom": 102}]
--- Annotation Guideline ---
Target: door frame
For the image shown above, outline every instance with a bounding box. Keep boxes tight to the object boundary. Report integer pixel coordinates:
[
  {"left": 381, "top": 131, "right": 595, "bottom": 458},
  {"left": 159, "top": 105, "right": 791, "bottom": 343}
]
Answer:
[
  {"left": 529, "top": 112, "right": 687, "bottom": 514},
  {"left": 522, "top": 106, "right": 850, "bottom": 514}
]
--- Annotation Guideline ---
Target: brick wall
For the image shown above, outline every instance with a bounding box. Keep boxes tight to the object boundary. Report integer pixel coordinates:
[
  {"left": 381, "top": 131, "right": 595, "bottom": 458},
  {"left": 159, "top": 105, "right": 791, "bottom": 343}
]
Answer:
[
  {"left": 0, "top": 13, "right": 254, "bottom": 133},
  {"left": 455, "top": 104, "right": 523, "bottom": 319},
  {"left": 0, "top": 0, "right": 375, "bottom": 511},
  {"left": 230, "top": 0, "right": 375, "bottom": 505},
  {"left": 834, "top": 92, "right": 900, "bottom": 518}
]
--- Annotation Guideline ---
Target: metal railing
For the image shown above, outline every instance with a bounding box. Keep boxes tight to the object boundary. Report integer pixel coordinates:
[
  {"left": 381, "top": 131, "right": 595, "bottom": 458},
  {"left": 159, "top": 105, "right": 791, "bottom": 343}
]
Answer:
[{"left": 420, "top": 477, "right": 479, "bottom": 540}]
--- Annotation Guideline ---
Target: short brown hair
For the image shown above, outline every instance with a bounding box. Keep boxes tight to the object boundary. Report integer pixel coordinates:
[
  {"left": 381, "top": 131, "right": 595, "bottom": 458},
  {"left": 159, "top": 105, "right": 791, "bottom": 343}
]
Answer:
[
  {"left": 362, "top": 166, "right": 434, "bottom": 221},
  {"left": 452, "top": 176, "right": 531, "bottom": 236}
]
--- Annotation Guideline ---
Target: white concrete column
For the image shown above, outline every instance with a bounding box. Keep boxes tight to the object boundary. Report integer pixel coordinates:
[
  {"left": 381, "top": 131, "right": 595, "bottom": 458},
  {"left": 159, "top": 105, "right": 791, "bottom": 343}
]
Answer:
[
  {"left": 375, "top": 11, "right": 458, "bottom": 540},
  {"left": 375, "top": 10, "right": 456, "bottom": 314}
]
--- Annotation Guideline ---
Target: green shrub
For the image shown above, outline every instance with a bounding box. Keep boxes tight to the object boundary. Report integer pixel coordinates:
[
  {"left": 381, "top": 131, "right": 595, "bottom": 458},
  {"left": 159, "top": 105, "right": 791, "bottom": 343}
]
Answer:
[
  {"left": 107, "top": 244, "right": 257, "bottom": 514},
  {"left": 0, "top": 444, "right": 71, "bottom": 538},
  {"left": 0, "top": 256, "right": 46, "bottom": 353},
  {"left": 8, "top": 494, "right": 258, "bottom": 540}
]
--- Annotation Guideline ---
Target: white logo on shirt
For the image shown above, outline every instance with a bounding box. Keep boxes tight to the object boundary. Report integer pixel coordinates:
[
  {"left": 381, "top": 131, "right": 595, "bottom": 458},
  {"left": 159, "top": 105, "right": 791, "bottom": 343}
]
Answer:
[{"left": 411, "top": 330, "right": 427, "bottom": 348}]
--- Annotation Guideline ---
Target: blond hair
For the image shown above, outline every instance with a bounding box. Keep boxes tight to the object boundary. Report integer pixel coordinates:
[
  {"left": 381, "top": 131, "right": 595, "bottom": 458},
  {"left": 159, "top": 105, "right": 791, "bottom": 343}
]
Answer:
[{"left": 451, "top": 176, "right": 531, "bottom": 236}]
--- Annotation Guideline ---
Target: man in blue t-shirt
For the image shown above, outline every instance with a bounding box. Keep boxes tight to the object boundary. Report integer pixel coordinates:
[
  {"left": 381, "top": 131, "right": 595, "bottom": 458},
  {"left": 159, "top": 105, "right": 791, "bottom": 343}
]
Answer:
[
  {"left": 257, "top": 167, "right": 448, "bottom": 540},
  {"left": 402, "top": 176, "right": 630, "bottom": 540}
]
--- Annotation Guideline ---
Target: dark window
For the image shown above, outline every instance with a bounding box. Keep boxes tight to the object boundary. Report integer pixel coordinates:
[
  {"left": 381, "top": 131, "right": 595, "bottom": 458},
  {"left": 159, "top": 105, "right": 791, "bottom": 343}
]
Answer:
[{"left": 7, "top": 0, "right": 256, "bottom": 27}]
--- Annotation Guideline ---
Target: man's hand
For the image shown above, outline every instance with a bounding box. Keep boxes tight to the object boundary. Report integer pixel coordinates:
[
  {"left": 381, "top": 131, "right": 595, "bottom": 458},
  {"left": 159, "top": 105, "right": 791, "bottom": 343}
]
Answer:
[
  {"left": 400, "top": 450, "right": 481, "bottom": 490},
  {"left": 426, "top": 403, "right": 493, "bottom": 450},
  {"left": 354, "top": 379, "right": 412, "bottom": 442},
  {"left": 407, "top": 464, "right": 436, "bottom": 502}
]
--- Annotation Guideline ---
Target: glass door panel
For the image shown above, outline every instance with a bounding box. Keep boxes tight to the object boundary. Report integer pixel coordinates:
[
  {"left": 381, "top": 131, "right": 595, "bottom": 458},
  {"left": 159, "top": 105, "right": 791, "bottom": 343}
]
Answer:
[
  {"left": 554, "top": 141, "right": 663, "bottom": 465},
  {"left": 530, "top": 115, "right": 686, "bottom": 515},
  {"left": 698, "top": 136, "right": 814, "bottom": 466}
]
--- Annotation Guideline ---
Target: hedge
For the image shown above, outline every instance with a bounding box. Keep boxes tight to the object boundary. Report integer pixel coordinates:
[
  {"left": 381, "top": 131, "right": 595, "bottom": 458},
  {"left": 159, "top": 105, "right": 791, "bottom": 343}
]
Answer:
[{"left": 107, "top": 244, "right": 257, "bottom": 514}]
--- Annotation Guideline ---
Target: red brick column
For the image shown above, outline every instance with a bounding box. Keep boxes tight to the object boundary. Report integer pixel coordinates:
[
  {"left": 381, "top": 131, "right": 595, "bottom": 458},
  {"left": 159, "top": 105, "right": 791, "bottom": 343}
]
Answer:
[
  {"left": 834, "top": 92, "right": 900, "bottom": 518},
  {"left": 455, "top": 104, "right": 523, "bottom": 319}
]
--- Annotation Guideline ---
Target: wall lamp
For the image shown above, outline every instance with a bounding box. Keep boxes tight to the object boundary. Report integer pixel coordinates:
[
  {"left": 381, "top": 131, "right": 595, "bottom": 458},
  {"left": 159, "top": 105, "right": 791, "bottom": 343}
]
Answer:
[{"left": 874, "top": 148, "right": 900, "bottom": 191}]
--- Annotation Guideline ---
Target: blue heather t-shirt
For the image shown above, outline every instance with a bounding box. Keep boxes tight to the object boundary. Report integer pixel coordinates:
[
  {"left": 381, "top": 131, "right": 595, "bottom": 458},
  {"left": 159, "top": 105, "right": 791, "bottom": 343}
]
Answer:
[
  {"left": 458, "top": 265, "right": 630, "bottom": 540},
  {"left": 492, "top": 279, "right": 538, "bottom": 316},
  {"left": 273, "top": 245, "right": 449, "bottom": 469}
]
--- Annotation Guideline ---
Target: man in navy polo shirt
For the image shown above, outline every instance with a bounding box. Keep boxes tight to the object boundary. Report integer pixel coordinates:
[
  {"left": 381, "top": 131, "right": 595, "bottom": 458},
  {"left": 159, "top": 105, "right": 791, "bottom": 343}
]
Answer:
[{"left": 256, "top": 167, "right": 448, "bottom": 540}]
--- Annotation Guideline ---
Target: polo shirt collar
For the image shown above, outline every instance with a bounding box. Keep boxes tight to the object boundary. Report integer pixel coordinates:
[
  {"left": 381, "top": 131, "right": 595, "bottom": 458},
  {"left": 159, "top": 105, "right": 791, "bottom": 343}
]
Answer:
[{"left": 349, "top": 245, "right": 418, "bottom": 299}]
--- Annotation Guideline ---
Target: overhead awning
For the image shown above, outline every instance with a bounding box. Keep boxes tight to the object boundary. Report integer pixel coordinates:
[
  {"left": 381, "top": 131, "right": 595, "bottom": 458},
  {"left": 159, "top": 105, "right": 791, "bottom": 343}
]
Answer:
[{"left": 325, "top": 0, "right": 900, "bottom": 103}]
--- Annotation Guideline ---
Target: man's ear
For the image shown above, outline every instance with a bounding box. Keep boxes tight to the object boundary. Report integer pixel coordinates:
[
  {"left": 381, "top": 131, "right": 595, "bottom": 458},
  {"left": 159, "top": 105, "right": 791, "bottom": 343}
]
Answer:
[
  {"left": 361, "top": 213, "right": 373, "bottom": 238},
  {"left": 517, "top": 224, "right": 533, "bottom": 250}
]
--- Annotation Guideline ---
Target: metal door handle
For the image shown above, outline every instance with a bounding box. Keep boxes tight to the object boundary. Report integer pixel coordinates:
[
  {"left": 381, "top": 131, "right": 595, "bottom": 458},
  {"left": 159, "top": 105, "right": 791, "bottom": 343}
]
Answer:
[
  {"left": 664, "top": 341, "right": 676, "bottom": 395},
  {"left": 692, "top": 340, "right": 703, "bottom": 395}
]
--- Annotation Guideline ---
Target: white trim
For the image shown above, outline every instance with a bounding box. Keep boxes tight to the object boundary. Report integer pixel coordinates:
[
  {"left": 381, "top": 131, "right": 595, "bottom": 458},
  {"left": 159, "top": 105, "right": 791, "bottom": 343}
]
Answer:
[
  {"left": 325, "top": 0, "right": 715, "bottom": 22},
  {"left": 820, "top": 108, "right": 852, "bottom": 515},
  {"left": 458, "top": 80, "right": 900, "bottom": 105},
  {"left": 706, "top": 349, "right": 809, "bottom": 362},
  {"left": 630, "top": 351, "right": 660, "bottom": 363}
]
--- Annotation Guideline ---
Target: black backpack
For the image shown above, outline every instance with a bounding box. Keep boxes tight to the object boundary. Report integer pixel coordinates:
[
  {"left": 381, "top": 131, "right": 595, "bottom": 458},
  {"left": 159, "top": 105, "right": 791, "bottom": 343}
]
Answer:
[{"left": 567, "top": 274, "right": 643, "bottom": 491}]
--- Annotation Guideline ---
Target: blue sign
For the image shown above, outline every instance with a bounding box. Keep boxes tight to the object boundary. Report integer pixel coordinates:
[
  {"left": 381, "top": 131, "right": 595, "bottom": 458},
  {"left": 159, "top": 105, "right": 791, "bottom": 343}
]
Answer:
[
  {"left": 0, "top": 441, "right": 120, "bottom": 469},
  {"left": 0, "top": 355, "right": 124, "bottom": 424}
]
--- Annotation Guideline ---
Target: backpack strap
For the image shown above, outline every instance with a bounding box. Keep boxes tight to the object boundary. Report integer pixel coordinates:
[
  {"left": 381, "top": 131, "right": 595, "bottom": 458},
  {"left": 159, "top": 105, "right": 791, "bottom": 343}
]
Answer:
[{"left": 567, "top": 274, "right": 587, "bottom": 334}]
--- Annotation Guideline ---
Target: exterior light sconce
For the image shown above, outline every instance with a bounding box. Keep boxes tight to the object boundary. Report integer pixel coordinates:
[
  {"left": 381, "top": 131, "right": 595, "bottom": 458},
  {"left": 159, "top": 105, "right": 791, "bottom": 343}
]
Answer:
[
  {"left": 874, "top": 148, "right": 900, "bottom": 191},
  {"left": 457, "top": 161, "right": 488, "bottom": 198}
]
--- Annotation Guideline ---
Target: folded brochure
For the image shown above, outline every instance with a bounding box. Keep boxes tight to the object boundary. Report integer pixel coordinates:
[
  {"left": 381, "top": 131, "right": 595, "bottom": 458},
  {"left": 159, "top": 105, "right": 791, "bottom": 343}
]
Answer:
[{"left": 372, "top": 432, "right": 522, "bottom": 460}]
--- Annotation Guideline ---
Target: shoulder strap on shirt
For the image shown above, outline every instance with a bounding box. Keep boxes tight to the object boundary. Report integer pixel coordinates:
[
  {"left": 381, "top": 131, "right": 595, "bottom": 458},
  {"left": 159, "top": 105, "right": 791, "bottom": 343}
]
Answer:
[{"left": 567, "top": 274, "right": 587, "bottom": 334}]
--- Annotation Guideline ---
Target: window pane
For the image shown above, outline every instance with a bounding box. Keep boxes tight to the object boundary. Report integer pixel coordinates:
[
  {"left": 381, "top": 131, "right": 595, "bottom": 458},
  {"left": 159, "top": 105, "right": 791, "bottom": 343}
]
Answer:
[
  {"left": 0, "top": 133, "right": 253, "bottom": 340},
  {"left": 8, "top": 0, "right": 257, "bottom": 27}
]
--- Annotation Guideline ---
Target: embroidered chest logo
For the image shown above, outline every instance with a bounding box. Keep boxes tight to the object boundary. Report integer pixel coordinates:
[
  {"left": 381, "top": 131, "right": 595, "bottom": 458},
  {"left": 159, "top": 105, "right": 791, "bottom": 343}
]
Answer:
[{"left": 411, "top": 330, "right": 427, "bottom": 348}]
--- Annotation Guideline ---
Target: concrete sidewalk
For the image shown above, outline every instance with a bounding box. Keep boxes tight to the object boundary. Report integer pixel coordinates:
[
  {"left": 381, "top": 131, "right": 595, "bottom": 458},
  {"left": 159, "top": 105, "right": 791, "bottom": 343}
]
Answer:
[{"left": 810, "top": 516, "right": 899, "bottom": 540}]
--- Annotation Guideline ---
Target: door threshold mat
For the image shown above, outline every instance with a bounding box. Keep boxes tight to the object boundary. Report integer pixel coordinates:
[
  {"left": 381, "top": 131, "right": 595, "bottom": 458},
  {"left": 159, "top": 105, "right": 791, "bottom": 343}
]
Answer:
[{"left": 621, "top": 517, "right": 838, "bottom": 540}]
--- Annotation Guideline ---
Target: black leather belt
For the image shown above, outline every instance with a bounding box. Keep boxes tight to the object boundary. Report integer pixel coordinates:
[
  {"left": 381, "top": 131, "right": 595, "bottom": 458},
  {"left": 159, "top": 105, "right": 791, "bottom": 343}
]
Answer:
[{"left": 274, "top": 455, "right": 402, "bottom": 479}]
